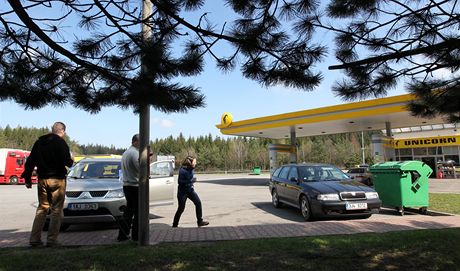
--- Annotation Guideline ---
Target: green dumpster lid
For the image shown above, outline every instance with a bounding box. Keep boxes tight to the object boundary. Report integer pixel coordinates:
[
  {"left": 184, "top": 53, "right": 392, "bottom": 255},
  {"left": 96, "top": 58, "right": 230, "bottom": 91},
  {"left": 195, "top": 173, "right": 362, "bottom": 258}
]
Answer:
[
  {"left": 370, "top": 161, "right": 401, "bottom": 170},
  {"left": 369, "top": 160, "right": 433, "bottom": 175}
]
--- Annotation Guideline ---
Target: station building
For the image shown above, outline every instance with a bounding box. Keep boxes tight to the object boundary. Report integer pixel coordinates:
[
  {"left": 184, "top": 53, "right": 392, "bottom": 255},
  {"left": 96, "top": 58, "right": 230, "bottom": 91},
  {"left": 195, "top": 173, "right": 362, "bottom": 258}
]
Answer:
[{"left": 392, "top": 131, "right": 459, "bottom": 178}]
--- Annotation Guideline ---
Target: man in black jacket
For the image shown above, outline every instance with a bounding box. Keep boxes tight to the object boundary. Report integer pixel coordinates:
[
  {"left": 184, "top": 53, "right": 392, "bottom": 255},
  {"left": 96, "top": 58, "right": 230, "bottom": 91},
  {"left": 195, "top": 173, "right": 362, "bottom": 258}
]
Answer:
[{"left": 22, "top": 122, "right": 74, "bottom": 247}]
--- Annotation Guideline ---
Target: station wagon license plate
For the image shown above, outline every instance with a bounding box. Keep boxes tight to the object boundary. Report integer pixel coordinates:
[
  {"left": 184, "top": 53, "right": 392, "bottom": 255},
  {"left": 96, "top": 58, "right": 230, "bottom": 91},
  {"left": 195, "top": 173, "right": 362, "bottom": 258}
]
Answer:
[
  {"left": 68, "top": 203, "right": 98, "bottom": 210},
  {"left": 345, "top": 202, "right": 367, "bottom": 210}
]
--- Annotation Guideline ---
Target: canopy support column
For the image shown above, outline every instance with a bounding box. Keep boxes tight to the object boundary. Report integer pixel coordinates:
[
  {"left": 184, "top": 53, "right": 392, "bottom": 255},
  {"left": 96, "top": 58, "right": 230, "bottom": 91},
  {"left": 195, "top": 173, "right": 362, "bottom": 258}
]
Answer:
[{"left": 290, "top": 127, "right": 297, "bottom": 163}]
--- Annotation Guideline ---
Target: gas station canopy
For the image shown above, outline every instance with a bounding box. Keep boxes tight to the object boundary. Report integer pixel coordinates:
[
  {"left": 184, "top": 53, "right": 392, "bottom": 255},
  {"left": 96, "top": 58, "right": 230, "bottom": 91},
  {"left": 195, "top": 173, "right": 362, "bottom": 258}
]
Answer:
[{"left": 216, "top": 94, "right": 447, "bottom": 139}]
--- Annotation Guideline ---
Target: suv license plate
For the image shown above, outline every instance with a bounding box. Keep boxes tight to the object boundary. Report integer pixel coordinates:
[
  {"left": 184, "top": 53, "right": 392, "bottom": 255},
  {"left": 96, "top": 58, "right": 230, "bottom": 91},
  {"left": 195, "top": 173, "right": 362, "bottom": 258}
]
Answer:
[
  {"left": 345, "top": 202, "right": 367, "bottom": 210},
  {"left": 68, "top": 203, "right": 98, "bottom": 210}
]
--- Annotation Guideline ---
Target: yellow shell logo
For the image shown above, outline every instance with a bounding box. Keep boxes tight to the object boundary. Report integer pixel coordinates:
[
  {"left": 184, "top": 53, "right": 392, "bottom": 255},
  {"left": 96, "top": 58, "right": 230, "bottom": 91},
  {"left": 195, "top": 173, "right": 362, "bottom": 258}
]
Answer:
[{"left": 221, "top": 112, "right": 233, "bottom": 127}]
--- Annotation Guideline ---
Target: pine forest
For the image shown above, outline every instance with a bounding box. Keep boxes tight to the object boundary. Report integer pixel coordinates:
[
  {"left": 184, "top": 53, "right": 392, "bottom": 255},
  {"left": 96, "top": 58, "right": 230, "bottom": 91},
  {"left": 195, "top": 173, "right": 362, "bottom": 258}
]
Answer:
[{"left": 0, "top": 126, "right": 378, "bottom": 171}]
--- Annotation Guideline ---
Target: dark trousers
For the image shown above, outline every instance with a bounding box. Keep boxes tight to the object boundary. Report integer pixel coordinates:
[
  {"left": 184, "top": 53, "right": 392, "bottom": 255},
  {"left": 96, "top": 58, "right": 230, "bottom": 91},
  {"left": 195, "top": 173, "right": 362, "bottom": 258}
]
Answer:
[
  {"left": 118, "top": 186, "right": 138, "bottom": 241},
  {"left": 173, "top": 189, "right": 203, "bottom": 226}
]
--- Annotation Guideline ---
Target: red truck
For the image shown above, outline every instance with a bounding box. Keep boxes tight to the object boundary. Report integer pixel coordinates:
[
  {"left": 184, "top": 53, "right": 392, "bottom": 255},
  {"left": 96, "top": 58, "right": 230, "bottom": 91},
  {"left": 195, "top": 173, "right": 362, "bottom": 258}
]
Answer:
[{"left": 0, "top": 148, "right": 37, "bottom": 184}]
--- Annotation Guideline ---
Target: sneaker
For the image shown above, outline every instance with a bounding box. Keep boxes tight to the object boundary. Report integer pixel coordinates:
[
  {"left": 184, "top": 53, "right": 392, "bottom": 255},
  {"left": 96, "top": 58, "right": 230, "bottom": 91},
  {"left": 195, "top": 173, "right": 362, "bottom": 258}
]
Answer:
[
  {"left": 197, "top": 220, "right": 209, "bottom": 227},
  {"left": 29, "top": 241, "right": 44, "bottom": 248}
]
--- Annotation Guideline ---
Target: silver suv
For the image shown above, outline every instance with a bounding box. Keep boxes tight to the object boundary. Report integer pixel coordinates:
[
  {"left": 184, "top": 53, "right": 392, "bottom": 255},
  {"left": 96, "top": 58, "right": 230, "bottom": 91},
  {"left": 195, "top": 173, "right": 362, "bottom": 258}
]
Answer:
[{"left": 58, "top": 158, "right": 174, "bottom": 230}]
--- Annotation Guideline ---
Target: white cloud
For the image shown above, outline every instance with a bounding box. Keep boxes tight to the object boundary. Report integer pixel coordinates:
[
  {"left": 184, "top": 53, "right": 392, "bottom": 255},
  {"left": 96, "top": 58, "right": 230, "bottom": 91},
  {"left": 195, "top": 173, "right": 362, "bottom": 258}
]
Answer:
[{"left": 152, "top": 118, "right": 174, "bottom": 128}]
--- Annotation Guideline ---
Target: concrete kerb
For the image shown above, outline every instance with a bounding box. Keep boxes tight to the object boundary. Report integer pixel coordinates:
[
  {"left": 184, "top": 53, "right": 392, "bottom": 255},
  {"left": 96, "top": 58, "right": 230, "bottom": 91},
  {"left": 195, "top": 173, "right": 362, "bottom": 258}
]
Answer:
[
  {"left": 427, "top": 210, "right": 457, "bottom": 216},
  {"left": 379, "top": 206, "right": 456, "bottom": 217}
]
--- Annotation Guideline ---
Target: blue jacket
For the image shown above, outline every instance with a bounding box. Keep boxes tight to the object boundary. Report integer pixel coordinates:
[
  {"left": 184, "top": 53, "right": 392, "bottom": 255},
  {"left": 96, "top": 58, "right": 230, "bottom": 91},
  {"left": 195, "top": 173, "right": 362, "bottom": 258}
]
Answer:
[{"left": 178, "top": 167, "right": 195, "bottom": 191}]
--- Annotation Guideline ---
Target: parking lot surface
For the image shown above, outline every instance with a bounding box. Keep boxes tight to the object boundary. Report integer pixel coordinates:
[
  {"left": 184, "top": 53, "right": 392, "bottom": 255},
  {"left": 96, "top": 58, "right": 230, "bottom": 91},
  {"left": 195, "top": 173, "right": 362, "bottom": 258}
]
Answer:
[{"left": 0, "top": 174, "right": 459, "bottom": 247}]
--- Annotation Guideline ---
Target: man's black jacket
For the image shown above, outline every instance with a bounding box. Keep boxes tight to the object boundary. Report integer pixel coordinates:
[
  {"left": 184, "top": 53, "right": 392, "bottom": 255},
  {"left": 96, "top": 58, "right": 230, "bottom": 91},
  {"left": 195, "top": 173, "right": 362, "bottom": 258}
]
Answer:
[{"left": 21, "top": 133, "right": 74, "bottom": 183}]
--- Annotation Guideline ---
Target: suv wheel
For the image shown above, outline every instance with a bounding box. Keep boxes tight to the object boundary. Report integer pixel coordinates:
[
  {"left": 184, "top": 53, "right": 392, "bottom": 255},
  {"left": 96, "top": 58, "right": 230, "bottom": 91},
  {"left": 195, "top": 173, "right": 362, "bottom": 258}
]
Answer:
[
  {"left": 300, "top": 195, "right": 312, "bottom": 221},
  {"left": 272, "top": 189, "right": 282, "bottom": 208}
]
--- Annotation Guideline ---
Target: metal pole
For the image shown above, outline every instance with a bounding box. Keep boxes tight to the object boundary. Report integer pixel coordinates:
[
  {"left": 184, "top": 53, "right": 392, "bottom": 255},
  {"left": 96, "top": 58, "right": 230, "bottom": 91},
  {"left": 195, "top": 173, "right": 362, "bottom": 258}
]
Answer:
[
  {"left": 361, "top": 131, "right": 365, "bottom": 165},
  {"left": 138, "top": 0, "right": 152, "bottom": 246}
]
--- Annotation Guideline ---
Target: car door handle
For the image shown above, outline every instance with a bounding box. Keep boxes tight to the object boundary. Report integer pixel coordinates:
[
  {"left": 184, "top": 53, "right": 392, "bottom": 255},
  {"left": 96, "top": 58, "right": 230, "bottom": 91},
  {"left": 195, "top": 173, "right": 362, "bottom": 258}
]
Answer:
[{"left": 166, "top": 180, "right": 173, "bottom": 184}]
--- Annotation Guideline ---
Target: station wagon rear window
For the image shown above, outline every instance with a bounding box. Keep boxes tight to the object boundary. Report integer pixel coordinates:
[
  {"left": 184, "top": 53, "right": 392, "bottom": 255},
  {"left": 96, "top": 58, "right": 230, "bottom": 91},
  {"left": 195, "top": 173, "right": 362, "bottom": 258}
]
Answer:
[
  {"left": 279, "top": 167, "right": 290, "bottom": 179},
  {"left": 272, "top": 167, "right": 282, "bottom": 177}
]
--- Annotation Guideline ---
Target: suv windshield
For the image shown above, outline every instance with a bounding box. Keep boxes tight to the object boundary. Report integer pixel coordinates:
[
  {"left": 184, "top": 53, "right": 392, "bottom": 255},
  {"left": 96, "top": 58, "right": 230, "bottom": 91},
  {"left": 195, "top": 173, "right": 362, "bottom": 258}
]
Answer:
[
  {"left": 298, "top": 165, "right": 350, "bottom": 182},
  {"left": 68, "top": 161, "right": 121, "bottom": 180}
]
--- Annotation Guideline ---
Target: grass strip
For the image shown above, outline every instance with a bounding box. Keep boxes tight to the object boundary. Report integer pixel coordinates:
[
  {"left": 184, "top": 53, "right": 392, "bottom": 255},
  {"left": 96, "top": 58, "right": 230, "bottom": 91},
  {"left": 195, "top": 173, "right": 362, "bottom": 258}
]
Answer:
[
  {"left": 0, "top": 228, "right": 458, "bottom": 271},
  {"left": 429, "top": 193, "right": 460, "bottom": 214}
]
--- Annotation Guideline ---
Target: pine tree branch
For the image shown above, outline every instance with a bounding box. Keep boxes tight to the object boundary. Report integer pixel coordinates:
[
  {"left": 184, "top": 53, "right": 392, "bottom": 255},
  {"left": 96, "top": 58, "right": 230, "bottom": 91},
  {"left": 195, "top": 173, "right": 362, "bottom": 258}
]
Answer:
[
  {"left": 387, "top": 0, "right": 448, "bottom": 41},
  {"left": 6, "top": 0, "right": 130, "bottom": 87},
  {"left": 93, "top": 0, "right": 142, "bottom": 48},
  {"left": 151, "top": 0, "right": 239, "bottom": 42},
  {"left": 150, "top": 0, "right": 292, "bottom": 68},
  {"left": 329, "top": 38, "right": 460, "bottom": 70}
]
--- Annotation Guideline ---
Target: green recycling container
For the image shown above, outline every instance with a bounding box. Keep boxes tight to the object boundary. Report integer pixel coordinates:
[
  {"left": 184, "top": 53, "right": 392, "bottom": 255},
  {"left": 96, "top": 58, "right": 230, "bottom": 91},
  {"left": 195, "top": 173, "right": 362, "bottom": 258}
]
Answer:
[
  {"left": 253, "top": 166, "right": 261, "bottom": 175},
  {"left": 369, "top": 160, "right": 432, "bottom": 215}
]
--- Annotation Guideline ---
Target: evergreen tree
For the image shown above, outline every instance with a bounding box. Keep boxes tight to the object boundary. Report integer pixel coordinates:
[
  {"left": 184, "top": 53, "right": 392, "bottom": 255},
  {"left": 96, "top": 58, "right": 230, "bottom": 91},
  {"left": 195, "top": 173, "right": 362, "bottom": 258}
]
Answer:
[
  {"left": 1, "top": 1, "right": 324, "bottom": 113},
  {"left": 326, "top": 0, "right": 460, "bottom": 122},
  {"left": 0, "top": 125, "right": 380, "bottom": 170}
]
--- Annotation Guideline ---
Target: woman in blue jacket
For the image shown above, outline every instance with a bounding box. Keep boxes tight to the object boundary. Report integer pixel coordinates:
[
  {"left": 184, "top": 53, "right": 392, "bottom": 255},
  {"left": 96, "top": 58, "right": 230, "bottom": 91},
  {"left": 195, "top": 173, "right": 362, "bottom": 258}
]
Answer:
[{"left": 172, "top": 156, "right": 209, "bottom": 227}]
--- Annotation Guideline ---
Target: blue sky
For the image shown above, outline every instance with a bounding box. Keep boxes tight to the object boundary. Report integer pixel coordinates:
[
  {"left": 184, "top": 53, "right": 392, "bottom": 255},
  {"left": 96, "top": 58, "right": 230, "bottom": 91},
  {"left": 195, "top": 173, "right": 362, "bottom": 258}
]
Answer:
[{"left": 0, "top": 2, "right": 408, "bottom": 148}]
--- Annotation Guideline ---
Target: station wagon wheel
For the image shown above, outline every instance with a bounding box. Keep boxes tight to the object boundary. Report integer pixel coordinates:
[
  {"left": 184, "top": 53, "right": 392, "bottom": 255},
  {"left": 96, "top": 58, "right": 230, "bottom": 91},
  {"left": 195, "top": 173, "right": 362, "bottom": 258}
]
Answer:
[
  {"left": 272, "top": 189, "right": 282, "bottom": 208},
  {"left": 9, "top": 176, "right": 18, "bottom": 185},
  {"left": 300, "top": 195, "right": 312, "bottom": 221}
]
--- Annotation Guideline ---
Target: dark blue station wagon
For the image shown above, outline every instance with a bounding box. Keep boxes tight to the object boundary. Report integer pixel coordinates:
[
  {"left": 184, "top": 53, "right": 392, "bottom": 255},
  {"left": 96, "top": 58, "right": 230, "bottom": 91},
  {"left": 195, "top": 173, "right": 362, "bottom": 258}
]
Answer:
[{"left": 269, "top": 163, "right": 382, "bottom": 221}]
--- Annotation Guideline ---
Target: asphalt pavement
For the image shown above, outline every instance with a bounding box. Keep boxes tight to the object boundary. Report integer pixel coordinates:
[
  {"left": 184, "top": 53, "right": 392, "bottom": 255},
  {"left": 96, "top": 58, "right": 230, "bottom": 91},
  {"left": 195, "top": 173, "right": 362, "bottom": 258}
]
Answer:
[{"left": 0, "top": 174, "right": 459, "bottom": 248}]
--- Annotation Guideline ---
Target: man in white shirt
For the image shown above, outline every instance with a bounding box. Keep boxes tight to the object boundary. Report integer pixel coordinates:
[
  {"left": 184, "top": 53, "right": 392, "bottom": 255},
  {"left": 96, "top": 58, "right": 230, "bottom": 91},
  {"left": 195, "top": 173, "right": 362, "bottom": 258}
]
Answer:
[{"left": 117, "top": 134, "right": 140, "bottom": 241}]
